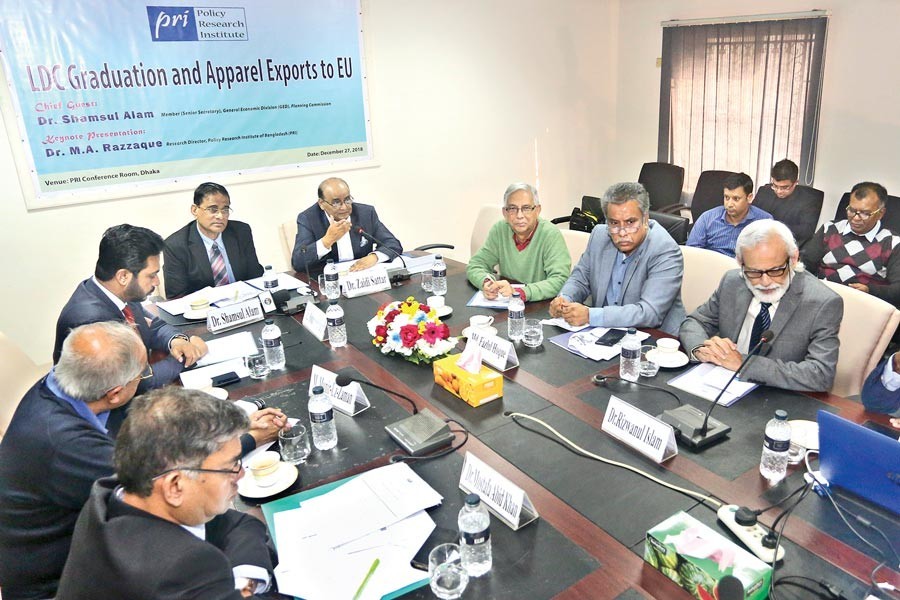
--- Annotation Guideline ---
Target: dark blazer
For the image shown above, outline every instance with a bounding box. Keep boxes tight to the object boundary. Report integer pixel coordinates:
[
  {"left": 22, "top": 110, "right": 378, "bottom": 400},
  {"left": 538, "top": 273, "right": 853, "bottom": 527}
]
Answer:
[
  {"left": 291, "top": 202, "right": 403, "bottom": 271},
  {"left": 679, "top": 269, "right": 843, "bottom": 392},
  {"left": 56, "top": 477, "right": 271, "bottom": 600},
  {"left": 53, "top": 278, "right": 182, "bottom": 389},
  {"left": 753, "top": 184, "right": 824, "bottom": 249},
  {"left": 163, "top": 220, "right": 264, "bottom": 298},
  {"left": 861, "top": 358, "right": 900, "bottom": 415},
  {"left": 0, "top": 380, "right": 115, "bottom": 600}
]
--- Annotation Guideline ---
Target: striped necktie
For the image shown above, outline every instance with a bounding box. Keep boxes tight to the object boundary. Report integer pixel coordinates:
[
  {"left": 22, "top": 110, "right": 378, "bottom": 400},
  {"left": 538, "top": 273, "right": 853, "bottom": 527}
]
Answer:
[
  {"left": 210, "top": 242, "right": 230, "bottom": 286},
  {"left": 749, "top": 302, "right": 772, "bottom": 353}
]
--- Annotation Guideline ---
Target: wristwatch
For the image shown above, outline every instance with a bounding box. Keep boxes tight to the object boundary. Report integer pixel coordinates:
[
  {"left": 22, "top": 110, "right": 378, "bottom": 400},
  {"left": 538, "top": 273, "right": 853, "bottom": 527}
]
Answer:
[{"left": 168, "top": 333, "right": 189, "bottom": 350}]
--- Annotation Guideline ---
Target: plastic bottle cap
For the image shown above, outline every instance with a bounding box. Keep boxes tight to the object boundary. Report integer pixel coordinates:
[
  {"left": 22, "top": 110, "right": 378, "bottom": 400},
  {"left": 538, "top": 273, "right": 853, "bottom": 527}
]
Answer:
[
  {"left": 465, "top": 493, "right": 481, "bottom": 506},
  {"left": 627, "top": 327, "right": 637, "bottom": 334},
  {"left": 312, "top": 385, "right": 324, "bottom": 394},
  {"left": 326, "top": 259, "right": 334, "bottom": 264},
  {"left": 774, "top": 409, "right": 788, "bottom": 420},
  {"left": 329, "top": 299, "right": 338, "bottom": 305},
  {"left": 513, "top": 291, "right": 521, "bottom": 298},
  {"left": 265, "top": 318, "right": 274, "bottom": 325},
  {"left": 435, "top": 255, "right": 442, "bottom": 260},
  {"left": 265, "top": 265, "right": 272, "bottom": 269}
]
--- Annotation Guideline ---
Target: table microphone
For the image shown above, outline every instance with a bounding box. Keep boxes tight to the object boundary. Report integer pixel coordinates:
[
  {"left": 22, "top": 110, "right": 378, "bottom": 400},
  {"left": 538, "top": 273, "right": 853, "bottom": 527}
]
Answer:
[
  {"left": 355, "top": 226, "right": 409, "bottom": 283},
  {"left": 299, "top": 244, "right": 314, "bottom": 292},
  {"left": 660, "top": 330, "right": 774, "bottom": 450}
]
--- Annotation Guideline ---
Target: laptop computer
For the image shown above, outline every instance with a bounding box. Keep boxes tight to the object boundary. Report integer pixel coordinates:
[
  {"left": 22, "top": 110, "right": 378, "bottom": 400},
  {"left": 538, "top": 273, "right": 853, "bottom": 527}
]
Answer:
[{"left": 817, "top": 410, "right": 900, "bottom": 516}]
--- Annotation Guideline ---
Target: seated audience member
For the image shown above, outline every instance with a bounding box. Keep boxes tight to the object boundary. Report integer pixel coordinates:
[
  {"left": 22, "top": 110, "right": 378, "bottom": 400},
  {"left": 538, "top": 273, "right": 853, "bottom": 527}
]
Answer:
[
  {"left": 800, "top": 181, "right": 900, "bottom": 306},
  {"left": 549, "top": 182, "right": 686, "bottom": 334},
  {"left": 680, "top": 219, "right": 843, "bottom": 392},
  {"left": 53, "top": 224, "right": 208, "bottom": 391},
  {"left": 466, "top": 183, "right": 571, "bottom": 301},
  {"left": 0, "top": 322, "right": 287, "bottom": 600},
  {"left": 752, "top": 159, "right": 823, "bottom": 248},
  {"left": 291, "top": 177, "right": 402, "bottom": 273},
  {"left": 862, "top": 353, "right": 900, "bottom": 416},
  {"left": 57, "top": 389, "right": 276, "bottom": 599},
  {"left": 686, "top": 172, "right": 772, "bottom": 257},
  {"left": 163, "top": 182, "right": 264, "bottom": 298}
]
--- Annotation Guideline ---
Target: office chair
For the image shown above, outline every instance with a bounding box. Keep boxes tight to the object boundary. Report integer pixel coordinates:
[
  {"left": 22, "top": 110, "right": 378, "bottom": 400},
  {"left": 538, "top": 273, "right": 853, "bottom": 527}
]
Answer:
[
  {"left": 638, "top": 162, "right": 687, "bottom": 214},
  {"left": 690, "top": 170, "right": 736, "bottom": 223}
]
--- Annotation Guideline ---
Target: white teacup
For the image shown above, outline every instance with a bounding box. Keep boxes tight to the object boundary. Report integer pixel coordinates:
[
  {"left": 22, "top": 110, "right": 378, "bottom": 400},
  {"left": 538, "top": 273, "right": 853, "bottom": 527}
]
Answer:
[
  {"left": 427, "top": 295, "right": 446, "bottom": 309},
  {"left": 469, "top": 315, "right": 494, "bottom": 330},
  {"left": 189, "top": 298, "right": 210, "bottom": 312},
  {"left": 248, "top": 451, "right": 281, "bottom": 487},
  {"left": 656, "top": 338, "right": 680, "bottom": 354}
]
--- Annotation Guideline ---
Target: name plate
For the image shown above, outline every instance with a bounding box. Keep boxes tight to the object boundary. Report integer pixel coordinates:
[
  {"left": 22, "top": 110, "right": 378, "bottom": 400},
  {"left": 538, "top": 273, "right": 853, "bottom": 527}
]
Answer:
[
  {"left": 468, "top": 330, "right": 519, "bottom": 371},
  {"left": 206, "top": 297, "right": 264, "bottom": 334},
  {"left": 258, "top": 290, "right": 276, "bottom": 314},
  {"left": 308, "top": 365, "right": 370, "bottom": 416},
  {"left": 602, "top": 395, "right": 678, "bottom": 463},
  {"left": 302, "top": 302, "right": 328, "bottom": 341},
  {"left": 459, "top": 452, "right": 538, "bottom": 531},
  {"left": 340, "top": 265, "right": 391, "bottom": 298}
]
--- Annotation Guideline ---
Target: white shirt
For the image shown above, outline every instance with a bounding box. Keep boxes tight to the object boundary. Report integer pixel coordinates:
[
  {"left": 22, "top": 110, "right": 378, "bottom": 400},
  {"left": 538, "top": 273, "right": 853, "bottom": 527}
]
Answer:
[
  {"left": 181, "top": 522, "right": 270, "bottom": 592},
  {"left": 881, "top": 352, "right": 900, "bottom": 391},
  {"left": 315, "top": 212, "right": 389, "bottom": 264},
  {"left": 736, "top": 297, "right": 780, "bottom": 355}
]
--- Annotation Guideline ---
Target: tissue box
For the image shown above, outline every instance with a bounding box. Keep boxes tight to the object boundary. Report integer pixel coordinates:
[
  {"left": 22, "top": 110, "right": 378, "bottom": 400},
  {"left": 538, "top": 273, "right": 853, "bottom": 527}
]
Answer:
[
  {"left": 433, "top": 354, "right": 502, "bottom": 407},
  {"left": 644, "top": 512, "right": 772, "bottom": 600}
]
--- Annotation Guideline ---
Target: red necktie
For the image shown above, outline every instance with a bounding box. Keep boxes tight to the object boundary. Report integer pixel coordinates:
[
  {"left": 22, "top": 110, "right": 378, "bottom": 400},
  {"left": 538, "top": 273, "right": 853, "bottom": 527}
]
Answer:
[{"left": 122, "top": 305, "right": 136, "bottom": 326}]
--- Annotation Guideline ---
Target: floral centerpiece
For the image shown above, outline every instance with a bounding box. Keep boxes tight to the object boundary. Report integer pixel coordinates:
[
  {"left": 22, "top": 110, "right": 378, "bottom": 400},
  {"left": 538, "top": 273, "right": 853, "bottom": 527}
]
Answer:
[{"left": 366, "top": 296, "right": 457, "bottom": 364}]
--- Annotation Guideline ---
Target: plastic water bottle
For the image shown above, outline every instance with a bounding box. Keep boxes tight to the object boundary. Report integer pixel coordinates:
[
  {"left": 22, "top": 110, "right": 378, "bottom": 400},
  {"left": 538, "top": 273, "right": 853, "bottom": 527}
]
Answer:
[
  {"left": 619, "top": 328, "right": 640, "bottom": 382},
  {"left": 760, "top": 409, "right": 791, "bottom": 483},
  {"left": 262, "top": 265, "right": 278, "bottom": 290},
  {"left": 507, "top": 291, "right": 525, "bottom": 341},
  {"left": 458, "top": 493, "right": 492, "bottom": 577},
  {"left": 325, "top": 299, "right": 347, "bottom": 348},
  {"left": 431, "top": 255, "right": 447, "bottom": 296},
  {"left": 308, "top": 385, "right": 338, "bottom": 450},
  {"left": 323, "top": 259, "right": 340, "bottom": 300},
  {"left": 261, "top": 318, "right": 285, "bottom": 370}
]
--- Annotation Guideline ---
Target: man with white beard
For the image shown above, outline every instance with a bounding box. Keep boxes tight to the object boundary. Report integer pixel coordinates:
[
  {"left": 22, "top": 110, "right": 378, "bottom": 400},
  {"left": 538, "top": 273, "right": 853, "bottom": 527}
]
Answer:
[{"left": 679, "top": 219, "right": 843, "bottom": 392}]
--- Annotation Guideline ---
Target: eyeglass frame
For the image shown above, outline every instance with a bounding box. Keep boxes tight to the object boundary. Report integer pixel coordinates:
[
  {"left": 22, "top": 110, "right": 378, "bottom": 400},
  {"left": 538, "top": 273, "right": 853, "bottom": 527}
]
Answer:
[
  {"left": 770, "top": 180, "right": 797, "bottom": 193},
  {"left": 106, "top": 362, "right": 152, "bottom": 394},
  {"left": 741, "top": 259, "right": 791, "bottom": 280},
  {"left": 503, "top": 204, "right": 537, "bottom": 215},
  {"left": 607, "top": 218, "right": 645, "bottom": 235},
  {"left": 846, "top": 206, "right": 883, "bottom": 220},
  {"left": 151, "top": 459, "right": 243, "bottom": 481},
  {"left": 198, "top": 205, "right": 233, "bottom": 216},
  {"left": 321, "top": 195, "right": 354, "bottom": 208}
]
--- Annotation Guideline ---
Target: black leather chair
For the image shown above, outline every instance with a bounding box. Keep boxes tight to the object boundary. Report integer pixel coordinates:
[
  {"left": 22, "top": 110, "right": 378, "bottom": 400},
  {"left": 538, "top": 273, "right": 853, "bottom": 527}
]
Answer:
[
  {"left": 690, "top": 170, "right": 736, "bottom": 223},
  {"left": 550, "top": 195, "right": 605, "bottom": 230},
  {"left": 833, "top": 192, "right": 900, "bottom": 233},
  {"left": 638, "top": 162, "right": 687, "bottom": 213},
  {"left": 650, "top": 210, "right": 691, "bottom": 245}
]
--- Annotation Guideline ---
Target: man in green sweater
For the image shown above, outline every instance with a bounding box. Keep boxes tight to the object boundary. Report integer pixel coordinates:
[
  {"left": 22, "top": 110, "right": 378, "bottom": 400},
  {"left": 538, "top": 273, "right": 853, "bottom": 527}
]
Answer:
[{"left": 466, "top": 183, "right": 571, "bottom": 302}]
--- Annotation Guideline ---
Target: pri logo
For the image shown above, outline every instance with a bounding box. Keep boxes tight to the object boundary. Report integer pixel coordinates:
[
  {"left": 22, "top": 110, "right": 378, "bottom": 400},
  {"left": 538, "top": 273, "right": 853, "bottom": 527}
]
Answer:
[{"left": 146, "top": 6, "right": 198, "bottom": 41}]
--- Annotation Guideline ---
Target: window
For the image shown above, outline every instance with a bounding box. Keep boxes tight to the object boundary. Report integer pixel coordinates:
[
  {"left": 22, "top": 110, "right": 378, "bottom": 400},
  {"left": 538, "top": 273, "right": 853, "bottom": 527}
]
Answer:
[{"left": 658, "top": 16, "right": 828, "bottom": 193}]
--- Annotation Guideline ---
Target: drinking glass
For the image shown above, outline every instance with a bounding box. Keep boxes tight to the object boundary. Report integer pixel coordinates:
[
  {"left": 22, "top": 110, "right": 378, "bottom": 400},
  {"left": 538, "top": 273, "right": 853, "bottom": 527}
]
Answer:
[
  {"left": 640, "top": 345, "right": 660, "bottom": 377},
  {"left": 279, "top": 423, "right": 311, "bottom": 465},
  {"left": 317, "top": 274, "right": 327, "bottom": 298},
  {"left": 522, "top": 319, "right": 544, "bottom": 348},
  {"left": 421, "top": 271, "right": 433, "bottom": 292},
  {"left": 428, "top": 543, "right": 468, "bottom": 600},
  {"left": 244, "top": 351, "right": 270, "bottom": 379}
]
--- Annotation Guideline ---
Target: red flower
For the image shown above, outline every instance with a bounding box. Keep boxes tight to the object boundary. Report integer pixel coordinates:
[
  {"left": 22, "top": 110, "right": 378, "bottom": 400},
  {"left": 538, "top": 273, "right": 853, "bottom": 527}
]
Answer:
[
  {"left": 384, "top": 309, "right": 401, "bottom": 324},
  {"left": 422, "top": 322, "right": 441, "bottom": 344},
  {"left": 399, "top": 324, "right": 420, "bottom": 348},
  {"left": 374, "top": 324, "right": 388, "bottom": 344}
]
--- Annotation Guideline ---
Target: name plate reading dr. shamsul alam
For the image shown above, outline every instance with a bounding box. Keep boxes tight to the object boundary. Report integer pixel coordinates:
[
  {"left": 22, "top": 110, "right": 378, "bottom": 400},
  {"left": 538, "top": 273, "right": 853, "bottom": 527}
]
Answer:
[{"left": 206, "top": 297, "right": 265, "bottom": 334}]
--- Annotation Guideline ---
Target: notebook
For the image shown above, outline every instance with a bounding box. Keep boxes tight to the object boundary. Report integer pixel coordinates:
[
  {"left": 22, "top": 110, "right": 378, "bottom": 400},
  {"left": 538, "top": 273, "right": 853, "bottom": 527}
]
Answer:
[{"left": 817, "top": 410, "right": 900, "bottom": 515}]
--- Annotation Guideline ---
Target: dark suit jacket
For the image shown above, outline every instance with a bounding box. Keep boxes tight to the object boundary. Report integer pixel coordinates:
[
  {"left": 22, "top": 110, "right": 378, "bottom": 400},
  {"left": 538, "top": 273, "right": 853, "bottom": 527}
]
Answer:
[
  {"left": 56, "top": 477, "right": 271, "bottom": 600},
  {"left": 680, "top": 269, "right": 843, "bottom": 391},
  {"left": 163, "top": 220, "right": 264, "bottom": 298},
  {"left": 0, "top": 380, "right": 115, "bottom": 600},
  {"left": 753, "top": 184, "right": 824, "bottom": 248},
  {"left": 861, "top": 357, "right": 900, "bottom": 415},
  {"left": 291, "top": 202, "right": 403, "bottom": 271},
  {"left": 53, "top": 278, "right": 182, "bottom": 389}
]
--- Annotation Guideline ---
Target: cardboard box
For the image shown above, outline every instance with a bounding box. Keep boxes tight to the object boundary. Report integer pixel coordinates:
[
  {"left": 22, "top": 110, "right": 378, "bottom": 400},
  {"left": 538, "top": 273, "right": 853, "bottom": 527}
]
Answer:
[
  {"left": 644, "top": 511, "right": 772, "bottom": 600},
  {"left": 433, "top": 354, "right": 502, "bottom": 407}
]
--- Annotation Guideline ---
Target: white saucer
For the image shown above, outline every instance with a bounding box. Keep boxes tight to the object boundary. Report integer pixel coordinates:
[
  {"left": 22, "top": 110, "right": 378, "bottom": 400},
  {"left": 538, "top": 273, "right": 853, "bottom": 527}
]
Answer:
[
  {"left": 199, "top": 386, "right": 228, "bottom": 400},
  {"left": 788, "top": 419, "right": 819, "bottom": 451},
  {"left": 646, "top": 349, "right": 689, "bottom": 369},
  {"left": 461, "top": 326, "right": 498, "bottom": 338},
  {"left": 435, "top": 306, "right": 453, "bottom": 318},
  {"left": 238, "top": 462, "right": 298, "bottom": 498},
  {"left": 183, "top": 309, "right": 209, "bottom": 320}
]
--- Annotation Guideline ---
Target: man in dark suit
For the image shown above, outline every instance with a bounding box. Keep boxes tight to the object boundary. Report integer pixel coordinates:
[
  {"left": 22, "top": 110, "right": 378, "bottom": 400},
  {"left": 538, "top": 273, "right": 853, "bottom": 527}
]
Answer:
[
  {"left": 680, "top": 219, "right": 843, "bottom": 392},
  {"left": 291, "top": 177, "right": 403, "bottom": 272},
  {"left": 164, "top": 182, "right": 265, "bottom": 298},
  {"left": 752, "top": 159, "right": 824, "bottom": 248},
  {"left": 57, "top": 388, "right": 274, "bottom": 600},
  {"left": 54, "top": 224, "right": 208, "bottom": 390}
]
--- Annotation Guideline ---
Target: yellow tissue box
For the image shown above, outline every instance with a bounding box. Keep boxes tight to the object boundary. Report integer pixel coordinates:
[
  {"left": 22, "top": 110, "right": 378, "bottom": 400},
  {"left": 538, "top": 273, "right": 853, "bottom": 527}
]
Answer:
[{"left": 433, "top": 355, "right": 503, "bottom": 407}]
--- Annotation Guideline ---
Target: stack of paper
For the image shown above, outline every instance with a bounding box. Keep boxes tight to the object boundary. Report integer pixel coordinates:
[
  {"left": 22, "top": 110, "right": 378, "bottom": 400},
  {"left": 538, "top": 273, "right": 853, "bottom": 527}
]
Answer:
[
  {"left": 551, "top": 327, "right": 650, "bottom": 361},
  {"left": 466, "top": 284, "right": 526, "bottom": 309},
  {"left": 156, "top": 282, "right": 259, "bottom": 315},
  {"left": 245, "top": 272, "right": 313, "bottom": 295},
  {"left": 667, "top": 363, "right": 757, "bottom": 406}
]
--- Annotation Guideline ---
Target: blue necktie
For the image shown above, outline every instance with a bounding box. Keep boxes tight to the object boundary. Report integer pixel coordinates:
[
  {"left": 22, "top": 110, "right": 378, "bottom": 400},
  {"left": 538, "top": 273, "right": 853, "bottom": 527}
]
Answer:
[{"left": 749, "top": 302, "right": 772, "bottom": 353}]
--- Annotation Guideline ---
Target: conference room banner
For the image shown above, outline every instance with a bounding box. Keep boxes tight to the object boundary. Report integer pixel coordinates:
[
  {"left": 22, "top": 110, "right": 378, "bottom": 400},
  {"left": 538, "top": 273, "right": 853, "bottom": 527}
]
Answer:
[{"left": 0, "top": 0, "right": 371, "bottom": 207}]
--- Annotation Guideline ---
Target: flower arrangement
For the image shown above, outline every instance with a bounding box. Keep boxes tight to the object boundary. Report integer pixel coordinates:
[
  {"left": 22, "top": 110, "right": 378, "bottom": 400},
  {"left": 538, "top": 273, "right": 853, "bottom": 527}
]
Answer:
[{"left": 366, "top": 296, "right": 457, "bottom": 364}]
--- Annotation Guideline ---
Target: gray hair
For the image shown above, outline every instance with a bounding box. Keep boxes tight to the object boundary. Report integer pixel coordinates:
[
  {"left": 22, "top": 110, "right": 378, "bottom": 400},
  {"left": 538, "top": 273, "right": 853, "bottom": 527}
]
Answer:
[
  {"left": 601, "top": 182, "right": 650, "bottom": 215},
  {"left": 55, "top": 321, "right": 145, "bottom": 402},
  {"left": 735, "top": 219, "right": 805, "bottom": 272},
  {"left": 503, "top": 183, "right": 540, "bottom": 206},
  {"left": 115, "top": 388, "right": 250, "bottom": 497}
]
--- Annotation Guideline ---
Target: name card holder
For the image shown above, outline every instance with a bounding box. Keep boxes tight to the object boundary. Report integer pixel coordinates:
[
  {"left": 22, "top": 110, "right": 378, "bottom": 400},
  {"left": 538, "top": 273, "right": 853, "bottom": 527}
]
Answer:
[
  {"left": 602, "top": 395, "right": 678, "bottom": 463},
  {"left": 302, "top": 302, "right": 328, "bottom": 341},
  {"left": 468, "top": 330, "right": 519, "bottom": 372},
  {"left": 459, "top": 452, "right": 538, "bottom": 531},
  {"left": 308, "top": 365, "right": 370, "bottom": 416},
  {"left": 258, "top": 290, "right": 277, "bottom": 314},
  {"left": 206, "top": 297, "right": 265, "bottom": 334},
  {"left": 340, "top": 265, "right": 391, "bottom": 298}
]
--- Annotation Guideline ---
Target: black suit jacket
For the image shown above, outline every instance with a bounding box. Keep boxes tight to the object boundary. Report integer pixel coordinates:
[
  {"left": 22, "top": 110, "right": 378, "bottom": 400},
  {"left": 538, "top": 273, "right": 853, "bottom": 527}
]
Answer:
[
  {"left": 53, "top": 278, "right": 182, "bottom": 389},
  {"left": 56, "top": 477, "right": 271, "bottom": 600},
  {"left": 291, "top": 202, "right": 403, "bottom": 271},
  {"left": 753, "top": 184, "right": 824, "bottom": 248},
  {"left": 163, "top": 220, "right": 264, "bottom": 298}
]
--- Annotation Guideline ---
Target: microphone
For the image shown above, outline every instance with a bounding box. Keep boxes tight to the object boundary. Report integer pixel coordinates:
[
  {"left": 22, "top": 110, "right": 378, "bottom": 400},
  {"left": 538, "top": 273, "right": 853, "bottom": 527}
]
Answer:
[
  {"left": 335, "top": 373, "right": 418, "bottom": 414},
  {"left": 659, "top": 330, "right": 774, "bottom": 450},
  {"left": 355, "top": 226, "right": 409, "bottom": 283}
]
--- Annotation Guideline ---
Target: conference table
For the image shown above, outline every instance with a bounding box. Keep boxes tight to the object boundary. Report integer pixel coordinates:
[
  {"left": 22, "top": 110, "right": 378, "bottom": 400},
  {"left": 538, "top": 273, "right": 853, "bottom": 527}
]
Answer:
[{"left": 160, "top": 258, "right": 899, "bottom": 599}]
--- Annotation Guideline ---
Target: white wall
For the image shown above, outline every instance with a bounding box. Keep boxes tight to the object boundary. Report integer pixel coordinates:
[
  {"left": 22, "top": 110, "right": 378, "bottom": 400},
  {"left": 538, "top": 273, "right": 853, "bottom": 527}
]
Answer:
[{"left": 0, "top": 0, "right": 618, "bottom": 362}]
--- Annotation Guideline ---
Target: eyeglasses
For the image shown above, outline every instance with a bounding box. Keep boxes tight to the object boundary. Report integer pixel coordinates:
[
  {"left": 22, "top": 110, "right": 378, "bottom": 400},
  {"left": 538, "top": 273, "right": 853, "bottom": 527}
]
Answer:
[
  {"left": 846, "top": 207, "right": 882, "bottom": 220},
  {"left": 770, "top": 181, "right": 796, "bottom": 192},
  {"left": 742, "top": 260, "right": 790, "bottom": 279},
  {"left": 200, "top": 205, "right": 233, "bottom": 216},
  {"left": 138, "top": 363, "right": 153, "bottom": 381},
  {"left": 322, "top": 195, "right": 354, "bottom": 208},
  {"left": 152, "top": 459, "right": 243, "bottom": 480},
  {"left": 607, "top": 220, "right": 643, "bottom": 235},
  {"left": 503, "top": 205, "right": 537, "bottom": 215}
]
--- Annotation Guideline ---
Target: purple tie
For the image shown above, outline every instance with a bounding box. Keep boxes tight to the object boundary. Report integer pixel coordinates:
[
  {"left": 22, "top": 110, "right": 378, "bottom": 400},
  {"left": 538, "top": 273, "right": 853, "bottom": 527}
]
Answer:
[{"left": 210, "top": 242, "right": 230, "bottom": 286}]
